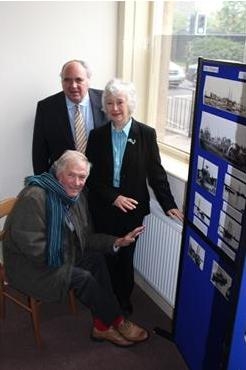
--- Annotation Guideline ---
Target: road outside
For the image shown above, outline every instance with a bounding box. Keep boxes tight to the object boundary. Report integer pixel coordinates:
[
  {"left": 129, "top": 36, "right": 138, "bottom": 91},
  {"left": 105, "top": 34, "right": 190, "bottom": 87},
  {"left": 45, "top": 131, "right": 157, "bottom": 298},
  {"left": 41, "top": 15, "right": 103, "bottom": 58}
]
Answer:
[{"left": 168, "top": 79, "right": 195, "bottom": 96}]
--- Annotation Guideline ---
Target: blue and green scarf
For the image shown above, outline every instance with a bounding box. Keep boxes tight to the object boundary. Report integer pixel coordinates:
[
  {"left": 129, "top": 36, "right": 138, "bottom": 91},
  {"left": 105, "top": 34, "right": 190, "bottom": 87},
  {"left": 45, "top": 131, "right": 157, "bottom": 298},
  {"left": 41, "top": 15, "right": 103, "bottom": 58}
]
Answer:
[{"left": 25, "top": 172, "right": 78, "bottom": 267}]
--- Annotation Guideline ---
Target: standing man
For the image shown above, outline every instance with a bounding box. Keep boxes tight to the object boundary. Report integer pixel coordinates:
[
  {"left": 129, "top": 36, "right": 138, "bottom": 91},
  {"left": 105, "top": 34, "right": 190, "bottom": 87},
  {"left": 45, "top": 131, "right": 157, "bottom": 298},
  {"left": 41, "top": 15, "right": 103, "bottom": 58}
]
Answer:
[{"left": 32, "top": 59, "right": 107, "bottom": 175}]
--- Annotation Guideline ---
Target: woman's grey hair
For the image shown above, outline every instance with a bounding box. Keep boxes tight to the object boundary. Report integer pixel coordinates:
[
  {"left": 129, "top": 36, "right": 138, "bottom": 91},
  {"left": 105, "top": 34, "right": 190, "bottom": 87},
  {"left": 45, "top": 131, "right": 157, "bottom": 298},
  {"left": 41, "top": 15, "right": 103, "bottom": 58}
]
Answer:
[
  {"left": 102, "top": 78, "right": 137, "bottom": 115},
  {"left": 53, "top": 150, "right": 91, "bottom": 177},
  {"left": 60, "top": 60, "right": 92, "bottom": 79}
]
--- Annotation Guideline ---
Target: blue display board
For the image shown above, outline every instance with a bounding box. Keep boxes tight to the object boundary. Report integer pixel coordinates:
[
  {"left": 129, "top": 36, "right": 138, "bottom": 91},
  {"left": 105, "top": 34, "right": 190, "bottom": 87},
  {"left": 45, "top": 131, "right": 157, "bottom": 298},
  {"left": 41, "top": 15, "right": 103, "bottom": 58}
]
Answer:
[
  {"left": 174, "top": 58, "right": 246, "bottom": 370},
  {"left": 227, "top": 255, "right": 246, "bottom": 369}
]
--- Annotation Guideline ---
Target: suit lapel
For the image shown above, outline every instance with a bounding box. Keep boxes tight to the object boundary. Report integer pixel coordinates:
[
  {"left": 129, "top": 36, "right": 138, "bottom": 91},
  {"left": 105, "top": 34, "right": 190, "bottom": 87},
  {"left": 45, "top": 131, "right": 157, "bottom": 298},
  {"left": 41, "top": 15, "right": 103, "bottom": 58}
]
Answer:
[
  {"left": 103, "top": 123, "right": 114, "bottom": 181},
  {"left": 57, "top": 92, "right": 74, "bottom": 145},
  {"left": 121, "top": 119, "right": 139, "bottom": 172},
  {"left": 88, "top": 89, "right": 107, "bottom": 128}
]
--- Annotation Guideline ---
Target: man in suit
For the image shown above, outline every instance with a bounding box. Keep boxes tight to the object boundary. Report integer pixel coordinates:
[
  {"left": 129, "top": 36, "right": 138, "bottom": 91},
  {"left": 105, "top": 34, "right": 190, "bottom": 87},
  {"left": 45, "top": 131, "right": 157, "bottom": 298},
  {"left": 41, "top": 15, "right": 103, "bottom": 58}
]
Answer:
[
  {"left": 32, "top": 60, "right": 107, "bottom": 175},
  {"left": 3, "top": 150, "right": 149, "bottom": 347},
  {"left": 86, "top": 78, "right": 184, "bottom": 316}
]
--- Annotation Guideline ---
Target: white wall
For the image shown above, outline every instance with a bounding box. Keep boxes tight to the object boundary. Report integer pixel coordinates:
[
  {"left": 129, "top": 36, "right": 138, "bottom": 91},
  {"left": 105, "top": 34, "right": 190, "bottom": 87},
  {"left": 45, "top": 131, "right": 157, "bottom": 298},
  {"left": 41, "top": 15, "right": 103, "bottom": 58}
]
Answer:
[{"left": 0, "top": 1, "right": 117, "bottom": 199}]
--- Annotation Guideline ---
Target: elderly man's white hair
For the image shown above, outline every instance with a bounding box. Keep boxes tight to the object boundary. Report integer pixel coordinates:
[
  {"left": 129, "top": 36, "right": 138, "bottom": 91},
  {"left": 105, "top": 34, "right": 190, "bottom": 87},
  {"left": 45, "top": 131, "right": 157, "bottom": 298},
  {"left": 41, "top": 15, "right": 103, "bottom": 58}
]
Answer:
[
  {"left": 60, "top": 60, "right": 92, "bottom": 79},
  {"left": 102, "top": 78, "right": 137, "bottom": 115},
  {"left": 53, "top": 150, "right": 91, "bottom": 177}
]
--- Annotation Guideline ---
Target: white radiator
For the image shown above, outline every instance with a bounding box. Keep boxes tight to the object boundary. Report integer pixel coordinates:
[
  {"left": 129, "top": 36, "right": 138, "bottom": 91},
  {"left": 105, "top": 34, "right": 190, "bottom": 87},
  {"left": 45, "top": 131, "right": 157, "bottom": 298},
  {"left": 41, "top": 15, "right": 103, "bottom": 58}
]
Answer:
[{"left": 134, "top": 207, "right": 183, "bottom": 318}]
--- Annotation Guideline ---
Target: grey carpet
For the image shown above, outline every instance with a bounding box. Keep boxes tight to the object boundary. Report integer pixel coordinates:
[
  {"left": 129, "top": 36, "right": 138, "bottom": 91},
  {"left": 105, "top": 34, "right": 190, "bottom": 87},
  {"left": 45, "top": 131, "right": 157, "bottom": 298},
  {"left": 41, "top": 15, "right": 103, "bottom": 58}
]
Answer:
[{"left": 0, "top": 285, "right": 189, "bottom": 370}]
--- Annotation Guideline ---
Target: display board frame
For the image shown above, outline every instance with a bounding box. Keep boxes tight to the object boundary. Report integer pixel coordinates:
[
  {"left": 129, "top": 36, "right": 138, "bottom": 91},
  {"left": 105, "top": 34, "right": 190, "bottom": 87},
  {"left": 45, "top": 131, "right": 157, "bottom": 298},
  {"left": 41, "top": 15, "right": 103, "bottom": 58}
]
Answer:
[{"left": 173, "top": 58, "right": 246, "bottom": 370}]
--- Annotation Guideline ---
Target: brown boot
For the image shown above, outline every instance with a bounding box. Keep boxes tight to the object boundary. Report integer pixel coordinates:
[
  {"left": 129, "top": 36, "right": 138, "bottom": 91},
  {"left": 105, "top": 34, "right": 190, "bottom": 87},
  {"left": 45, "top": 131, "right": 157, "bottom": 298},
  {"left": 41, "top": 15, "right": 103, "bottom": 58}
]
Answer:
[
  {"left": 116, "top": 320, "right": 149, "bottom": 343},
  {"left": 91, "top": 326, "right": 134, "bottom": 347}
]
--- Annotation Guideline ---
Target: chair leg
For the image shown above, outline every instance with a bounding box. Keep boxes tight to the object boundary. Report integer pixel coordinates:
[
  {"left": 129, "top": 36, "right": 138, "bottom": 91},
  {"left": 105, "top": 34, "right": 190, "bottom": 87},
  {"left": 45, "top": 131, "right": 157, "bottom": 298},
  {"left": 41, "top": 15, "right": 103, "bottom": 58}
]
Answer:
[
  {"left": 0, "top": 285, "right": 5, "bottom": 319},
  {"left": 29, "top": 297, "right": 42, "bottom": 349},
  {"left": 0, "top": 266, "right": 6, "bottom": 319},
  {"left": 68, "top": 289, "right": 77, "bottom": 315}
]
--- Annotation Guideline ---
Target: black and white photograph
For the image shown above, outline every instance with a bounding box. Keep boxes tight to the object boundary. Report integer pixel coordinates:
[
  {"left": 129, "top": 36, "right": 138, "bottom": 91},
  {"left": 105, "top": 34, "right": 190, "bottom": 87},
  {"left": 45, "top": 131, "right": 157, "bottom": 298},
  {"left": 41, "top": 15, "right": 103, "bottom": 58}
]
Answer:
[
  {"left": 199, "top": 111, "right": 246, "bottom": 172},
  {"left": 210, "top": 261, "right": 232, "bottom": 300},
  {"left": 193, "top": 216, "right": 208, "bottom": 236},
  {"left": 218, "top": 210, "right": 241, "bottom": 251},
  {"left": 227, "top": 164, "right": 246, "bottom": 184},
  {"left": 222, "top": 200, "right": 243, "bottom": 225},
  {"left": 203, "top": 75, "right": 246, "bottom": 117},
  {"left": 188, "top": 236, "right": 205, "bottom": 270},
  {"left": 217, "top": 238, "right": 236, "bottom": 262},
  {"left": 223, "top": 173, "right": 246, "bottom": 213},
  {"left": 193, "top": 191, "right": 212, "bottom": 227},
  {"left": 196, "top": 155, "right": 218, "bottom": 195}
]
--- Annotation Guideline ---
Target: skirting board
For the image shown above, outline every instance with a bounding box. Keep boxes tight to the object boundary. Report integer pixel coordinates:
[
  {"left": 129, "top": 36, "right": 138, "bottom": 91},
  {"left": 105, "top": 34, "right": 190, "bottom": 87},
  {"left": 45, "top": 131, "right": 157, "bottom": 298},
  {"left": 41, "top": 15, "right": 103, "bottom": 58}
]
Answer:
[{"left": 135, "top": 270, "right": 174, "bottom": 319}]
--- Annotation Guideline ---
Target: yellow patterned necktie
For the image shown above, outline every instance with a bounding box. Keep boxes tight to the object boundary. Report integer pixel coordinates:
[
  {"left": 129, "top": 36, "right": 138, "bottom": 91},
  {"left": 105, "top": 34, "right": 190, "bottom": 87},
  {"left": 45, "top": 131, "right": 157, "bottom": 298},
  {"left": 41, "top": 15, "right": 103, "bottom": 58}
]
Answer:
[{"left": 74, "top": 104, "right": 87, "bottom": 153}]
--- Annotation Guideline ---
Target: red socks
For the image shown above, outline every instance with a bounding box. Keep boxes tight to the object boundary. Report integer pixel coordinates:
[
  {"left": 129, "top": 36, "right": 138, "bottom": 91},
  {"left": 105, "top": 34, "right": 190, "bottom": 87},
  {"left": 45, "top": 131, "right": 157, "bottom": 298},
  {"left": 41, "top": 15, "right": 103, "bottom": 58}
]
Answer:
[
  {"left": 93, "top": 318, "right": 109, "bottom": 331},
  {"left": 93, "top": 316, "right": 124, "bottom": 331},
  {"left": 112, "top": 315, "right": 124, "bottom": 328}
]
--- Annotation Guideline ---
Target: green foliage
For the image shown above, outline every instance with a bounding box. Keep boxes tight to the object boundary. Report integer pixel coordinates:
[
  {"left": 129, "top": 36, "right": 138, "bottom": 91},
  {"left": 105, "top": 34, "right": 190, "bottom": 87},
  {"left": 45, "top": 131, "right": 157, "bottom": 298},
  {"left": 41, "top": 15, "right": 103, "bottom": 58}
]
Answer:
[
  {"left": 215, "top": 1, "right": 246, "bottom": 34},
  {"left": 173, "top": 12, "right": 188, "bottom": 33},
  {"left": 171, "top": 1, "right": 246, "bottom": 68},
  {"left": 173, "top": 1, "right": 246, "bottom": 35},
  {"left": 189, "top": 36, "right": 244, "bottom": 64}
]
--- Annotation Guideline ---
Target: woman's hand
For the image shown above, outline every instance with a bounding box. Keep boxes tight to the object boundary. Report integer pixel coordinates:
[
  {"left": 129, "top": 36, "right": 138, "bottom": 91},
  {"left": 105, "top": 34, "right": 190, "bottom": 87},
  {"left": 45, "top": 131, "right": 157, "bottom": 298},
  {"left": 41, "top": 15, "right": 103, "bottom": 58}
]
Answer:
[
  {"left": 113, "top": 195, "right": 139, "bottom": 213},
  {"left": 166, "top": 208, "right": 184, "bottom": 222}
]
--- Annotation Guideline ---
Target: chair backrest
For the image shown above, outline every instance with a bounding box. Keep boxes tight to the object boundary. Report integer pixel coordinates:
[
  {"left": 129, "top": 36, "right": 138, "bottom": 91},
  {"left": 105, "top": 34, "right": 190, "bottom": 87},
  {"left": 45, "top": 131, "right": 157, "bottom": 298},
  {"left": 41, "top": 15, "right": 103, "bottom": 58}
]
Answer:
[
  {"left": 0, "top": 197, "right": 17, "bottom": 241},
  {"left": 0, "top": 195, "right": 77, "bottom": 348}
]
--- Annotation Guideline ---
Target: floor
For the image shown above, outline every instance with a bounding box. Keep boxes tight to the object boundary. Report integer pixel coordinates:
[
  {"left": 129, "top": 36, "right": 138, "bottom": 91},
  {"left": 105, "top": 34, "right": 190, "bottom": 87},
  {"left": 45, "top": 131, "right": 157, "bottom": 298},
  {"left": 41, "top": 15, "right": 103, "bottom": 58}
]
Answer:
[{"left": 0, "top": 284, "right": 190, "bottom": 370}]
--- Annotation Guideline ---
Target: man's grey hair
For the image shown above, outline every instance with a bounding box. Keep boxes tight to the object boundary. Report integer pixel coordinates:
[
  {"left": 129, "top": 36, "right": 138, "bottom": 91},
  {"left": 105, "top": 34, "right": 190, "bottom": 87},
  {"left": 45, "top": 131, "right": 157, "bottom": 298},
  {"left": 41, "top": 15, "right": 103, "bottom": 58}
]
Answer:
[
  {"left": 53, "top": 150, "right": 91, "bottom": 177},
  {"left": 102, "top": 78, "right": 137, "bottom": 115},
  {"left": 60, "top": 60, "right": 92, "bottom": 79}
]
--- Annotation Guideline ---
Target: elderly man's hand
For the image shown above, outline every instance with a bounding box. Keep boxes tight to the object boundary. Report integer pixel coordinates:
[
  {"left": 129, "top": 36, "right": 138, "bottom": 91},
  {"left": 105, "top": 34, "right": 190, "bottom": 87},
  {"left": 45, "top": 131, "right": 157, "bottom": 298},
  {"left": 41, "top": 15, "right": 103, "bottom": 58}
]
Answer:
[{"left": 115, "top": 226, "right": 145, "bottom": 248}]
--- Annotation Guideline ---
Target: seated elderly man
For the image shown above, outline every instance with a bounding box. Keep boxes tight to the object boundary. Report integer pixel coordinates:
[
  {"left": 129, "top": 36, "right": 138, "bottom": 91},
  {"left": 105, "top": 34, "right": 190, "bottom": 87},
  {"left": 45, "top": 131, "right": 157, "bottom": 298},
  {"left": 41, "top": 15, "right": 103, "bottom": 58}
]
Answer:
[{"left": 3, "top": 150, "right": 148, "bottom": 347}]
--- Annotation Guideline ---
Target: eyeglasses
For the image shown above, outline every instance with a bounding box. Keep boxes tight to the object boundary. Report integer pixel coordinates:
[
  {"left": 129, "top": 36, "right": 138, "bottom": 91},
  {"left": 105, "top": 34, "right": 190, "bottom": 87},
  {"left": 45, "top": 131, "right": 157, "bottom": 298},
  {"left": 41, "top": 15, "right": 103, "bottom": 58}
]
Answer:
[{"left": 62, "top": 77, "right": 86, "bottom": 85}]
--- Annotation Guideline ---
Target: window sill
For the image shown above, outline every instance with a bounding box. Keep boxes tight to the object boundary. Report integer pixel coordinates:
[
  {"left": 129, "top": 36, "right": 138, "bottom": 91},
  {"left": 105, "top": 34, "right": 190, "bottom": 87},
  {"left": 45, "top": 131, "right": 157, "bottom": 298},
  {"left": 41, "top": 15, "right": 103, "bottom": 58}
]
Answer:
[
  {"left": 159, "top": 150, "right": 189, "bottom": 183},
  {"left": 157, "top": 141, "right": 189, "bottom": 182}
]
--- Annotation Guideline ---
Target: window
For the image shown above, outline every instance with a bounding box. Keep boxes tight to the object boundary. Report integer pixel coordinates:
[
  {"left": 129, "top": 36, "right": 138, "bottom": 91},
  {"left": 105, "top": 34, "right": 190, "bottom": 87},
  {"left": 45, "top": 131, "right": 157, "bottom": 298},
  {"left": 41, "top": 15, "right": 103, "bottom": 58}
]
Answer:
[
  {"left": 156, "top": 1, "right": 246, "bottom": 157},
  {"left": 117, "top": 1, "right": 246, "bottom": 161}
]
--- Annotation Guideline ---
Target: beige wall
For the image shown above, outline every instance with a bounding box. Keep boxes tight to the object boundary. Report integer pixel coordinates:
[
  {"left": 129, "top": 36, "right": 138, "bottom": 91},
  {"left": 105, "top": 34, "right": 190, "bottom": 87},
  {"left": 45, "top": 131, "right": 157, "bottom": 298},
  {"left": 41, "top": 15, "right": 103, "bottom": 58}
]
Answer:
[
  {"left": 0, "top": 1, "right": 186, "bottom": 211},
  {"left": 0, "top": 1, "right": 117, "bottom": 198}
]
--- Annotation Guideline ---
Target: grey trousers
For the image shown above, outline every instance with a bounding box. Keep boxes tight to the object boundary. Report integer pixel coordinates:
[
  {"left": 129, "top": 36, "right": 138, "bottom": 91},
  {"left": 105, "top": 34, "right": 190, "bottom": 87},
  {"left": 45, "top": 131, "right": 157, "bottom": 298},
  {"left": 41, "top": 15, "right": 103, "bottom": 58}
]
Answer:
[{"left": 70, "top": 251, "right": 121, "bottom": 325}]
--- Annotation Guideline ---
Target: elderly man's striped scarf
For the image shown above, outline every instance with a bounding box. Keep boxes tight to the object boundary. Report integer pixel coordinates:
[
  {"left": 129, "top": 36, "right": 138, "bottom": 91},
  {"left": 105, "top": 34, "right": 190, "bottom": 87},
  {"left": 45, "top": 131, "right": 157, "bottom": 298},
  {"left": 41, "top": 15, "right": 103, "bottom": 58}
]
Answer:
[{"left": 25, "top": 172, "right": 78, "bottom": 267}]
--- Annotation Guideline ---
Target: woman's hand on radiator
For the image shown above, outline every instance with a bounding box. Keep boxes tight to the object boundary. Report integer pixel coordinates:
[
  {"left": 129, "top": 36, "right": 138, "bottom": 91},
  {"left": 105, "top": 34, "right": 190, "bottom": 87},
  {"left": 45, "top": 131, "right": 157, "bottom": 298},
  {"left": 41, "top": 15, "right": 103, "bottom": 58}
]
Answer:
[
  {"left": 166, "top": 208, "right": 184, "bottom": 222},
  {"left": 114, "top": 226, "right": 145, "bottom": 248}
]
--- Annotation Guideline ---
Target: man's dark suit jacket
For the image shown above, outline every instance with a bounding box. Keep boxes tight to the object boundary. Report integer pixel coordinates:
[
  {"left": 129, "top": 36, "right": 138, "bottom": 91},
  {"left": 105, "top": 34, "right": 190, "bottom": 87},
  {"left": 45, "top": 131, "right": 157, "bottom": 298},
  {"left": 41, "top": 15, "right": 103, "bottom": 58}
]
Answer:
[
  {"left": 86, "top": 119, "right": 177, "bottom": 234},
  {"left": 32, "top": 88, "right": 107, "bottom": 174}
]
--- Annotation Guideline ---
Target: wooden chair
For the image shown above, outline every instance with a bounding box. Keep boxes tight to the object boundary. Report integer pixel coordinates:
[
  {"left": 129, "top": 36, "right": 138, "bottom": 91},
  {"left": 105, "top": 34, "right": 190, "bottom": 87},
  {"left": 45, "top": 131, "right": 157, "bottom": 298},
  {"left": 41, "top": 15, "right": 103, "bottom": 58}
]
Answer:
[{"left": 0, "top": 197, "right": 77, "bottom": 348}]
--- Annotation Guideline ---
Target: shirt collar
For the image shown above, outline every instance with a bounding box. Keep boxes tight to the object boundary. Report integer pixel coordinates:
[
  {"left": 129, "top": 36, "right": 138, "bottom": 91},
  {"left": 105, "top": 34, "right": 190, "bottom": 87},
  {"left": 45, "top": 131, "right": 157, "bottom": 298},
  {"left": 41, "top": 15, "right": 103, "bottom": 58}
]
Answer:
[
  {"left": 65, "top": 92, "right": 90, "bottom": 109},
  {"left": 111, "top": 118, "right": 132, "bottom": 137}
]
